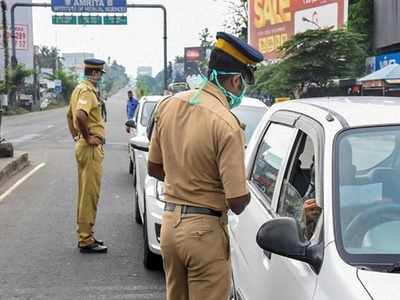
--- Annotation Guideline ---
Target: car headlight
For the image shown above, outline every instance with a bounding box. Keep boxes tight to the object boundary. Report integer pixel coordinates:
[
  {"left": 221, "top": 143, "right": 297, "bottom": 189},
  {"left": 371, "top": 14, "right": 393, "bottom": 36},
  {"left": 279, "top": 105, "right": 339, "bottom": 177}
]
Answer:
[{"left": 156, "top": 181, "right": 165, "bottom": 201}]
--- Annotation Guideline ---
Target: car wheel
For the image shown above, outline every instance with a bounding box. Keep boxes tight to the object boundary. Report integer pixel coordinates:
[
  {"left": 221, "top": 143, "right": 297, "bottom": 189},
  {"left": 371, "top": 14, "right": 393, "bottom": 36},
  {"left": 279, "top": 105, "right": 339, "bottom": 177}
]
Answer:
[
  {"left": 134, "top": 177, "right": 142, "bottom": 225},
  {"left": 143, "top": 197, "right": 162, "bottom": 270},
  {"left": 129, "top": 156, "right": 135, "bottom": 175}
]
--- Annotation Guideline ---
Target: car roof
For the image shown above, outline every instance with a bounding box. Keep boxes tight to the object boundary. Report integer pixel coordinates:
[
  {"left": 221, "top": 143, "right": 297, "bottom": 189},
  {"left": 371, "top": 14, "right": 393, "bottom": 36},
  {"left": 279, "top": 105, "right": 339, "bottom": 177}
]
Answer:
[
  {"left": 240, "top": 96, "right": 267, "bottom": 108},
  {"left": 277, "top": 97, "right": 400, "bottom": 127},
  {"left": 140, "top": 95, "right": 165, "bottom": 103}
]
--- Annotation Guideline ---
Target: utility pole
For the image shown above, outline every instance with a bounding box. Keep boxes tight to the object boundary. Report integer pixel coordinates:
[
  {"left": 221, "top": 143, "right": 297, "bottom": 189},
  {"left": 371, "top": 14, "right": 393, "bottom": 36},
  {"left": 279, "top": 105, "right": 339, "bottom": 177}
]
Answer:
[{"left": 0, "top": 0, "right": 14, "bottom": 157}]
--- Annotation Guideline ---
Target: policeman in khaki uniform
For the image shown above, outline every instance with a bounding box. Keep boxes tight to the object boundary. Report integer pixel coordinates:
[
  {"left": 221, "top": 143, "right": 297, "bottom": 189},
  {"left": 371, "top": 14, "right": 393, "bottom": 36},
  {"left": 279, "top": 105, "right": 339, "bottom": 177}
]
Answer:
[
  {"left": 67, "top": 59, "right": 107, "bottom": 253},
  {"left": 148, "top": 32, "right": 263, "bottom": 299}
]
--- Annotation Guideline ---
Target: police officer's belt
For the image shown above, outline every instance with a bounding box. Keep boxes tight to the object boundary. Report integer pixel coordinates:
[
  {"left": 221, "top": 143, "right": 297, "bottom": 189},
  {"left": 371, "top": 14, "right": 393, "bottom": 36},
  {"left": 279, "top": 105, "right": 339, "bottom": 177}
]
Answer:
[{"left": 164, "top": 203, "right": 222, "bottom": 217}]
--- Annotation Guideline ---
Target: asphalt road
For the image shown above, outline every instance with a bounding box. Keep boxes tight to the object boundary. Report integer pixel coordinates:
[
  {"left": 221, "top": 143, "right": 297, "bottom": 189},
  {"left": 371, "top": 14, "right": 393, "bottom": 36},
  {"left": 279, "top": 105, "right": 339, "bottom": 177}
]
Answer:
[{"left": 0, "top": 88, "right": 165, "bottom": 299}]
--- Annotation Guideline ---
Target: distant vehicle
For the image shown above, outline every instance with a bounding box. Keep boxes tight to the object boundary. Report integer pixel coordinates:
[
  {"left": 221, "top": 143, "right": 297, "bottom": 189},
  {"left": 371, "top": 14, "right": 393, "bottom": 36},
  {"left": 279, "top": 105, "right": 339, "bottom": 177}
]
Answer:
[
  {"left": 40, "top": 98, "right": 50, "bottom": 111},
  {"left": 128, "top": 97, "right": 268, "bottom": 269},
  {"left": 230, "top": 97, "right": 400, "bottom": 300},
  {"left": 167, "top": 82, "right": 190, "bottom": 95}
]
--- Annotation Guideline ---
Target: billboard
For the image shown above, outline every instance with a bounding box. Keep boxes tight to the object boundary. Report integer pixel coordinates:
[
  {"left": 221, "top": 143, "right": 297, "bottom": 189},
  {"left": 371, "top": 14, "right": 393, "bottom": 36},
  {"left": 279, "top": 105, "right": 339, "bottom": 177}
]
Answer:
[
  {"left": 249, "top": 0, "right": 348, "bottom": 60},
  {"left": 0, "top": 0, "right": 34, "bottom": 81}
]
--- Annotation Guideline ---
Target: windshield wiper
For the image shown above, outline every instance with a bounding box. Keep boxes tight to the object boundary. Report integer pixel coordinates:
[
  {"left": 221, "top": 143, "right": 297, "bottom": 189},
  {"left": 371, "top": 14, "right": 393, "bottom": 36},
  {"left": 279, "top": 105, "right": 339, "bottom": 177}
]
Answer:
[{"left": 386, "top": 262, "right": 400, "bottom": 273}]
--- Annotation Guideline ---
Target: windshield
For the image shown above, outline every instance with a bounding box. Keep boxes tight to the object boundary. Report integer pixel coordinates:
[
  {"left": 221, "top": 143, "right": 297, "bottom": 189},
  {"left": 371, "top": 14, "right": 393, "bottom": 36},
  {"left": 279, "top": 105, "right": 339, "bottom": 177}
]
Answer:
[
  {"left": 335, "top": 126, "right": 400, "bottom": 265},
  {"left": 232, "top": 105, "right": 267, "bottom": 143},
  {"left": 141, "top": 101, "right": 158, "bottom": 127}
]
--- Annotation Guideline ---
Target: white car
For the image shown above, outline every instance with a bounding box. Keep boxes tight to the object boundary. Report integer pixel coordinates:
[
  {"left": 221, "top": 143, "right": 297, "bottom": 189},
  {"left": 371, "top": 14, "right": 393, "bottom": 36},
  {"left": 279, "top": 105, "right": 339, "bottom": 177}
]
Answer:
[
  {"left": 230, "top": 97, "right": 400, "bottom": 300},
  {"left": 127, "top": 96, "right": 164, "bottom": 222},
  {"left": 130, "top": 97, "right": 268, "bottom": 269}
]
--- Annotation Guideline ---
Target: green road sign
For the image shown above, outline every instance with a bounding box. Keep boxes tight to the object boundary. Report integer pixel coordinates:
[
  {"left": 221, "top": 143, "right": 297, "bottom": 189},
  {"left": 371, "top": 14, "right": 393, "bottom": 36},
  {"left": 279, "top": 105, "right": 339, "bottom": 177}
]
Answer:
[
  {"left": 52, "top": 15, "right": 77, "bottom": 25},
  {"left": 78, "top": 16, "right": 102, "bottom": 25},
  {"left": 103, "top": 16, "right": 128, "bottom": 25}
]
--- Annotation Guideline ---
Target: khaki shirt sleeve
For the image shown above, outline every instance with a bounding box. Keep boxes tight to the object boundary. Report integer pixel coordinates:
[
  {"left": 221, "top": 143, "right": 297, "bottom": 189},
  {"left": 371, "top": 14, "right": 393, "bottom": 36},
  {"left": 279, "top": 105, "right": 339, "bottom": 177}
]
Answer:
[
  {"left": 148, "top": 122, "right": 163, "bottom": 164},
  {"left": 217, "top": 126, "right": 248, "bottom": 199},
  {"left": 76, "top": 90, "right": 96, "bottom": 115},
  {"left": 66, "top": 104, "right": 72, "bottom": 119}
]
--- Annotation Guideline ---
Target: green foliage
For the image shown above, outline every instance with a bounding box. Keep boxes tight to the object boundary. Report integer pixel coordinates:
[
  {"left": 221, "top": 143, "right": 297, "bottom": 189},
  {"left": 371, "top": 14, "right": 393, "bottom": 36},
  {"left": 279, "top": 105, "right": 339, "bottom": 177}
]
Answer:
[
  {"left": 347, "top": 0, "right": 374, "bottom": 53},
  {"left": 50, "top": 69, "right": 78, "bottom": 103},
  {"left": 277, "top": 28, "right": 365, "bottom": 95},
  {"left": 38, "top": 46, "right": 63, "bottom": 73},
  {"left": 102, "top": 60, "right": 129, "bottom": 96},
  {"left": 135, "top": 75, "right": 160, "bottom": 97},
  {"left": 198, "top": 27, "right": 213, "bottom": 73},
  {"left": 223, "top": 0, "right": 248, "bottom": 41},
  {"left": 9, "top": 64, "right": 32, "bottom": 92}
]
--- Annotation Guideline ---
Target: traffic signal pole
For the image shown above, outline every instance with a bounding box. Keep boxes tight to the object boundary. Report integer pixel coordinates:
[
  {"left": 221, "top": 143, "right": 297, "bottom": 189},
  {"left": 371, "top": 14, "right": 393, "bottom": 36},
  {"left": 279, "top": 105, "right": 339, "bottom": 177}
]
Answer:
[{"left": 10, "top": 2, "right": 168, "bottom": 90}]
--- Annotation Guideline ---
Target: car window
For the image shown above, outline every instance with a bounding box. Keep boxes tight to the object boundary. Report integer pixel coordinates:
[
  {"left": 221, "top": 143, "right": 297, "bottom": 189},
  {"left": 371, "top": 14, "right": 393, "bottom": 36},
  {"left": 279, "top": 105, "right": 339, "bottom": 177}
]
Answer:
[
  {"left": 348, "top": 134, "right": 396, "bottom": 172},
  {"left": 277, "top": 134, "right": 321, "bottom": 240},
  {"left": 232, "top": 105, "right": 267, "bottom": 143},
  {"left": 141, "top": 101, "right": 157, "bottom": 127},
  {"left": 250, "top": 123, "right": 296, "bottom": 205},
  {"left": 133, "top": 103, "right": 139, "bottom": 122},
  {"left": 336, "top": 127, "right": 400, "bottom": 256}
]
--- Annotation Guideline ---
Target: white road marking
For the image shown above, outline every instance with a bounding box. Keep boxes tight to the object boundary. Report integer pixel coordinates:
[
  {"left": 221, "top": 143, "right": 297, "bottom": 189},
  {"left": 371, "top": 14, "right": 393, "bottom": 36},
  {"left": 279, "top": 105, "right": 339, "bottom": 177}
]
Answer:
[
  {"left": 8, "top": 133, "right": 40, "bottom": 144},
  {"left": 0, "top": 163, "right": 46, "bottom": 203}
]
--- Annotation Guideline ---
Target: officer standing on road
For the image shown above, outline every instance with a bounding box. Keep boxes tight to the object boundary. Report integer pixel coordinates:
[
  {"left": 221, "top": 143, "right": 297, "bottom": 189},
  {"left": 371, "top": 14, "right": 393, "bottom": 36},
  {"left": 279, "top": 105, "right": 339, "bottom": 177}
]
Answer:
[
  {"left": 148, "top": 32, "right": 263, "bottom": 299},
  {"left": 66, "top": 59, "right": 108, "bottom": 253}
]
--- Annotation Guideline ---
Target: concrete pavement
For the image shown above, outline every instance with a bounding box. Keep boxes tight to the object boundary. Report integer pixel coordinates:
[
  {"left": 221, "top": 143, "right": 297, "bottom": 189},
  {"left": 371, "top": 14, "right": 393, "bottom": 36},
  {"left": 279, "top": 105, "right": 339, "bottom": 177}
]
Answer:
[{"left": 0, "top": 87, "right": 165, "bottom": 299}]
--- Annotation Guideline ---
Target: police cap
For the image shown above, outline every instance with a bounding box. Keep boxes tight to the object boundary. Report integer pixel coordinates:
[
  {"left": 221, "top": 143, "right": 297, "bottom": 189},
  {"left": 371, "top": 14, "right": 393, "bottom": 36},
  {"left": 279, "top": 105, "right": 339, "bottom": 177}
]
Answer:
[
  {"left": 84, "top": 58, "right": 106, "bottom": 73},
  {"left": 210, "top": 32, "right": 264, "bottom": 84}
]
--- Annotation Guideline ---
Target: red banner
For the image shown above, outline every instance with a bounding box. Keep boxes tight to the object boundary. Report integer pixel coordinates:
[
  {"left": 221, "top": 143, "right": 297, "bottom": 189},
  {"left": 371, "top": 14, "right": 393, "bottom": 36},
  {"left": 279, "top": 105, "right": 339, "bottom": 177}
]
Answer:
[{"left": 249, "top": 0, "right": 348, "bottom": 60}]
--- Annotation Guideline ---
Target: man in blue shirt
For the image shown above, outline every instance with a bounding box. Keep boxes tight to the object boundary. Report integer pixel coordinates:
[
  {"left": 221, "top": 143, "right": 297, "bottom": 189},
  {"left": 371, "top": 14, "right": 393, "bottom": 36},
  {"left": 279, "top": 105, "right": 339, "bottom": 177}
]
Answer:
[{"left": 126, "top": 90, "right": 138, "bottom": 133}]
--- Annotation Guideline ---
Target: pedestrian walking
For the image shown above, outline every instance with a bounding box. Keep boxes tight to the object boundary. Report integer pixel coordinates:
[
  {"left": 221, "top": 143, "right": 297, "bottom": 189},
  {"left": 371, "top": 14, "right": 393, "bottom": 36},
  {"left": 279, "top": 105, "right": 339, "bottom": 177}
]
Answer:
[
  {"left": 148, "top": 32, "right": 263, "bottom": 299},
  {"left": 66, "top": 58, "right": 108, "bottom": 253},
  {"left": 126, "top": 90, "right": 138, "bottom": 133}
]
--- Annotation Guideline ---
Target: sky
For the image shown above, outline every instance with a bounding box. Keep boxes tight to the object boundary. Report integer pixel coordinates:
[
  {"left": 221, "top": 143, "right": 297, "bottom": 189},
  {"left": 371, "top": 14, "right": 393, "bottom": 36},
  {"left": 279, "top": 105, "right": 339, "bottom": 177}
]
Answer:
[{"left": 32, "top": 0, "right": 231, "bottom": 77}]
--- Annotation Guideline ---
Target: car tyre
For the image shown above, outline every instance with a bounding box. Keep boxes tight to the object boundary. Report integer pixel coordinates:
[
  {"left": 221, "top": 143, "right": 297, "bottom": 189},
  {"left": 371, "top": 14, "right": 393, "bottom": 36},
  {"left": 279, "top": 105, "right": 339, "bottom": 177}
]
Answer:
[
  {"left": 129, "top": 158, "right": 133, "bottom": 174},
  {"left": 143, "top": 197, "right": 162, "bottom": 270},
  {"left": 134, "top": 175, "right": 142, "bottom": 225}
]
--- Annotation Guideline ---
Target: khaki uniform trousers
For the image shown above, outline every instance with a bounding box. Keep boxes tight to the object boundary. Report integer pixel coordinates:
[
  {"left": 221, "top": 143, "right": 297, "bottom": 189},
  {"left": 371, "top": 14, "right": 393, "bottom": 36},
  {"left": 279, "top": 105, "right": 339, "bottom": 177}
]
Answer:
[
  {"left": 75, "top": 139, "right": 104, "bottom": 246},
  {"left": 160, "top": 206, "right": 231, "bottom": 300}
]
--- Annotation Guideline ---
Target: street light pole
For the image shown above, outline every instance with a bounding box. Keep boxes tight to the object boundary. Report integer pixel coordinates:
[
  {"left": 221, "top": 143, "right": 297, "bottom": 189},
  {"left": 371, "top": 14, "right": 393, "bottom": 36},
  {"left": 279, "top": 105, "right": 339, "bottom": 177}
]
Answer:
[
  {"left": 11, "top": 2, "right": 168, "bottom": 91},
  {"left": 302, "top": 16, "right": 321, "bottom": 29}
]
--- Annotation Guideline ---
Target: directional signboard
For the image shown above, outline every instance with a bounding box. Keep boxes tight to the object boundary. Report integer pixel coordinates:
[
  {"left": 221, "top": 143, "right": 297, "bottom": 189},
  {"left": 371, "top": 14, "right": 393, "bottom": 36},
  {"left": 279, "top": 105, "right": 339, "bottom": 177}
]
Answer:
[
  {"left": 51, "top": 0, "right": 127, "bottom": 13},
  {"left": 103, "top": 16, "right": 127, "bottom": 25},
  {"left": 78, "top": 15, "right": 102, "bottom": 25},
  {"left": 52, "top": 15, "right": 77, "bottom": 25}
]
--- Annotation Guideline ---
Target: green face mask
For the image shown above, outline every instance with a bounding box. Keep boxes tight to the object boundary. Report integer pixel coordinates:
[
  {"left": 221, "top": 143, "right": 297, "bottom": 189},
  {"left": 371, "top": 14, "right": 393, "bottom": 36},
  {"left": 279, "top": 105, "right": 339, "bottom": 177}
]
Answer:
[{"left": 209, "top": 69, "right": 246, "bottom": 109}]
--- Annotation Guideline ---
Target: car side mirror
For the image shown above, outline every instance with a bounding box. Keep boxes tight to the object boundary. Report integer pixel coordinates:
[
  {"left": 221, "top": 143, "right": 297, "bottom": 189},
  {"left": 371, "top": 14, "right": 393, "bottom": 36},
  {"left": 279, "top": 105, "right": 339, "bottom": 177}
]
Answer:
[
  {"left": 125, "top": 120, "right": 137, "bottom": 129},
  {"left": 256, "top": 217, "right": 322, "bottom": 273},
  {"left": 129, "top": 135, "right": 149, "bottom": 152}
]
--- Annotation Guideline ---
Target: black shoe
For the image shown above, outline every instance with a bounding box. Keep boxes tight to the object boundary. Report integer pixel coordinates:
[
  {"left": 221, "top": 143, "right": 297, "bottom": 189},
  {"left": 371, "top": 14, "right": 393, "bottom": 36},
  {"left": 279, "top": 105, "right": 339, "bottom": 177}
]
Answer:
[
  {"left": 77, "top": 239, "right": 104, "bottom": 248},
  {"left": 79, "top": 242, "right": 108, "bottom": 253}
]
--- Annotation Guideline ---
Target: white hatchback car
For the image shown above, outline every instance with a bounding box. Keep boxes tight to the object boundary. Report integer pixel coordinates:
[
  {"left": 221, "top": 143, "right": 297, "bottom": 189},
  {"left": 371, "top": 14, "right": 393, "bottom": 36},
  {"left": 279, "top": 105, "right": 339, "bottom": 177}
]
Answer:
[
  {"left": 131, "top": 97, "right": 268, "bottom": 269},
  {"left": 127, "top": 96, "right": 165, "bottom": 220},
  {"left": 230, "top": 97, "right": 400, "bottom": 300}
]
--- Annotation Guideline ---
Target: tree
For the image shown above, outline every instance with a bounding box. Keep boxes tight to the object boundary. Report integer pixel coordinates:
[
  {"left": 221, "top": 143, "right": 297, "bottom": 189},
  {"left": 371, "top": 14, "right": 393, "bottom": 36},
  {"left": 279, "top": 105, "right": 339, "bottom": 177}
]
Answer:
[
  {"left": 49, "top": 69, "right": 77, "bottom": 103},
  {"left": 222, "top": 0, "right": 248, "bottom": 41},
  {"left": 38, "top": 46, "right": 63, "bottom": 74},
  {"left": 348, "top": 0, "right": 374, "bottom": 53},
  {"left": 9, "top": 64, "right": 32, "bottom": 93},
  {"left": 198, "top": 28, "right": 213, "bottom": 73},
  {"left": 276, "top": 28, "right": 365, "bottom": 97}
]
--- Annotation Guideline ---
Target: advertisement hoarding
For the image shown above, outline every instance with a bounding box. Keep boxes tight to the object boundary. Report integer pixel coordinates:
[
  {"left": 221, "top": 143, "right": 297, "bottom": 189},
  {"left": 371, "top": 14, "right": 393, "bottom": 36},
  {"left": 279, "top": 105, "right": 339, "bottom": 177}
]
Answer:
[
  {"left": 0, "top": 25, "right": 29, "bottom": 50},
  {"left": 249, "top": 0, "right": 348, "bottom": 60}
]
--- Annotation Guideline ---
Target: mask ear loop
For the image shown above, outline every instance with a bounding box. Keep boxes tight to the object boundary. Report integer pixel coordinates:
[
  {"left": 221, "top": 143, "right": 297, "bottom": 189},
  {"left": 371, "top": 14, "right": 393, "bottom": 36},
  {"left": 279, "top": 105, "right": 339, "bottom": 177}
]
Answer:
[{"left": 188, "top": 71, "right": 211, "bottom": 105}]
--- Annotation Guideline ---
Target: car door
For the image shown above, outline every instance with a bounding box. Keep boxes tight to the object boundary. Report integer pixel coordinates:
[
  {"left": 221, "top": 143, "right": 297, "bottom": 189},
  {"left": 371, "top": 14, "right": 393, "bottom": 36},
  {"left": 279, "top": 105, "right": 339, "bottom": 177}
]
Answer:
[
  {"left": 266, "top": 117, "right": 324, "bottom": 300},
  {"left": 229, "top": 121, "right": 298, "bottom": 300}
]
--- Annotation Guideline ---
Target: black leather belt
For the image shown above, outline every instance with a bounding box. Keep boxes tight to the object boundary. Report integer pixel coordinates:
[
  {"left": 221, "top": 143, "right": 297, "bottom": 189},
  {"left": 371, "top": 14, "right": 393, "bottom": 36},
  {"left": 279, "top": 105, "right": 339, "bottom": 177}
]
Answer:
[{"left": 164, "top": 203, "right": 222, "bottom": 217}]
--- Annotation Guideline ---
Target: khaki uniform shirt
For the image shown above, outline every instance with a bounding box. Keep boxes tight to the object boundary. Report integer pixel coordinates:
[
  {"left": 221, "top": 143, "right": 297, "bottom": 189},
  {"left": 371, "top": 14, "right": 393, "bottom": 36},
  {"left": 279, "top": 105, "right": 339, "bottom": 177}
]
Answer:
[
  {"left": 148, "top": 82, "right": 248, "bottom": 212},
  {"left": 67, "top": 80, "right": 105, "bottom": 139}
]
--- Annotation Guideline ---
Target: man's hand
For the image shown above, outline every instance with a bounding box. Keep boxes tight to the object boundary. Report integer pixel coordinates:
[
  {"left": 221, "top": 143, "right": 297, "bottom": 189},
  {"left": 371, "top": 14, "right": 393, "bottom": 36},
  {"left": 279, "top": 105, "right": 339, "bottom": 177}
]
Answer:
[
  {"left": 227, "top": 193, "right": 250, "bottom": 215},
  {"left": 86, "top": 135, "right": 102, "bottom": 145}
]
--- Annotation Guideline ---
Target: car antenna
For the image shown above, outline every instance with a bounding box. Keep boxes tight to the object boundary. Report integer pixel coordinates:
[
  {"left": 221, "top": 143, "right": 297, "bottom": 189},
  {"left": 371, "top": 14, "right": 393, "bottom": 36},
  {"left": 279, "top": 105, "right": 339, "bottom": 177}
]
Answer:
[{"left": 325, "top": 97, "right": 335, "bottom": 122}]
